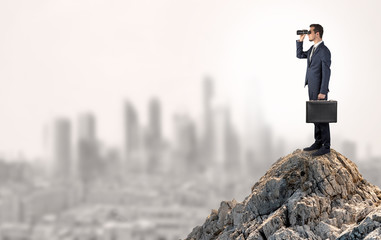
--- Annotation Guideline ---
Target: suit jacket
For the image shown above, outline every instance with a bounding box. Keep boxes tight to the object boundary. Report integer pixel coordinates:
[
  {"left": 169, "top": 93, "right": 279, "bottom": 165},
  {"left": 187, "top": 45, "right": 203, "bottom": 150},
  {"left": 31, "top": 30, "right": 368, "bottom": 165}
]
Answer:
[{"left": 296, "top": 40, "right": 331, "bottom": 95}]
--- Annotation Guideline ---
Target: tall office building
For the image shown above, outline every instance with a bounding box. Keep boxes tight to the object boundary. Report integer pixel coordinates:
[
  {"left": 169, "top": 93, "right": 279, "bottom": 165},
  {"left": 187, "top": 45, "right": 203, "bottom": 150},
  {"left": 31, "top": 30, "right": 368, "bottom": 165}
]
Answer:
[
  {"left": 124, "top": 102, "right": 139, "bottom": 161},
  {"left": 202, "top": 76, "right": 215, "bottom": 164},
  {"left": 123, "top": 101, "right": 140, "bottom": 168},
  {"left": 146, "top": 98, "right": 162, "bottom": 172},
  {"left": 213, "top": 106, "right": 229, "bottom": 165},
  {"left": 51, "top": 118, "right": 72, "bottom": 180},
  {"left": 78, "top": 112, "right": 96, "bottom": 140},
  {"left": 148, "top": 98, "right": 162, "bottom": 143},
  {"left": 173, "top": 113, "right": 198, "bottom": 172},
  {"left": 77, "top": 113, "right": 99, "bottom": 184}
]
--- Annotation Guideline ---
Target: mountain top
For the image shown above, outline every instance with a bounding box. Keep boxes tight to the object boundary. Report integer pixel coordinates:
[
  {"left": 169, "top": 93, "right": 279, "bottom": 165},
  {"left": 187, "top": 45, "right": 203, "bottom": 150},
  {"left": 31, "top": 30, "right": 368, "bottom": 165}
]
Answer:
[{"left": 185, "top": 149, "right": 381, "bottom": 240}]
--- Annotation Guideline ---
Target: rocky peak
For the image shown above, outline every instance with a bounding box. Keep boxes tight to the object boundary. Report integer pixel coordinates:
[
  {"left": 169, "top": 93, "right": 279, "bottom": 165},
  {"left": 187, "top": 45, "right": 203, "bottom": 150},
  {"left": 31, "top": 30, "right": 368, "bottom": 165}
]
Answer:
[{"left": 185, "top": 149, "right": 381, "bottom": 240}]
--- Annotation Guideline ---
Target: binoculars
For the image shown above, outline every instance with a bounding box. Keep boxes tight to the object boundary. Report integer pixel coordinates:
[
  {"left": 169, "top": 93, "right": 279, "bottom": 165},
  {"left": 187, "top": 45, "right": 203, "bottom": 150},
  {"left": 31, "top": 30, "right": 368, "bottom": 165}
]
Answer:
[{"left": 297, "top": 30, "right": 311, "bottom": 35}]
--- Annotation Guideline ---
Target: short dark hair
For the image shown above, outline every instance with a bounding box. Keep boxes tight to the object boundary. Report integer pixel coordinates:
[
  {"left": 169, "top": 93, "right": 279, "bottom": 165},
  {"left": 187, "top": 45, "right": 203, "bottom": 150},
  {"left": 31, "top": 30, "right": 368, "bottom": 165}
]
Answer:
[{"left": 310, "top": 24, "right": 324, "bottom": 38}]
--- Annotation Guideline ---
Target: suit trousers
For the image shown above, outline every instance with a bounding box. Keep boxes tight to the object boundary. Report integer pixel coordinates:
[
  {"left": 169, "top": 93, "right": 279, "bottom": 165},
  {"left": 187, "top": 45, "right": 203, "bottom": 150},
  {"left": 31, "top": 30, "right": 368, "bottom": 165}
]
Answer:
[{"left": 308, "top": 89, "right": 331, "bottom": 148}]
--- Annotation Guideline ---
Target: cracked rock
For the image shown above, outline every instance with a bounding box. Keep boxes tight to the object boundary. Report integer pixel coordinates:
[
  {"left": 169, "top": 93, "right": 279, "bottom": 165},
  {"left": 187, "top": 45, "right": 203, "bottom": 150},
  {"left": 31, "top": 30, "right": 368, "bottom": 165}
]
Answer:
[{"left": 184, "top": 149, "right": 381, "bottom": 240}]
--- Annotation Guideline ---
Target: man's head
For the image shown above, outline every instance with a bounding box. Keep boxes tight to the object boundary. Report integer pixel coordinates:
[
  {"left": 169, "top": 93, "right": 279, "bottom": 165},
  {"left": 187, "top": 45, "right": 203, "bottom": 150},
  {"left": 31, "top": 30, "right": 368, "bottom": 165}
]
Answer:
[{"left": 308, "top": 24, "right": 323, "bottom": 42}]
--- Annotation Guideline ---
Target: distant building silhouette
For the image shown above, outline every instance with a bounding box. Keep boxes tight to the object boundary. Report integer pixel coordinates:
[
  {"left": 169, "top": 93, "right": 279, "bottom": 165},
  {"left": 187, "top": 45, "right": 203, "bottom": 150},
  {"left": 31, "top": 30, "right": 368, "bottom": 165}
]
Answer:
[
  {"left": 213, "top": 106, "right": 231, "bottom": 164},
  {"left": 148, "top": 98, "right": 162, "bottom": 142},
  {"left": 201, "top": 76, "right": 215, "bottom": 166},
  {"left": 77, "top": 113, "right": 100, "bottom": 184},
  {"left": 78, "top": 112, "right": 96, "bottom": 141},
  {"left": 146, "top": 98, "right": 163, "bottom": 173},
  {"left": 123, "top": 101, "right": 140, "bottom": 171},
  {"left": 51, "top": 118, "right": 72, "bottom": 180},
  {"left": 173, "top": 113, "right": 198, "bottom": 172}
]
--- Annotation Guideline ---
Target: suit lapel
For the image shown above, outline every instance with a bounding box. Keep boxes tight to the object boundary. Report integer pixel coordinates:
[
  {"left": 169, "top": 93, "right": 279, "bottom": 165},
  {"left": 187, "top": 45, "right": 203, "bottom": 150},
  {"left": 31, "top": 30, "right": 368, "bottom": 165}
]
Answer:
[{"left": 307, "top": 46, "right": 313, "bottom": 66}]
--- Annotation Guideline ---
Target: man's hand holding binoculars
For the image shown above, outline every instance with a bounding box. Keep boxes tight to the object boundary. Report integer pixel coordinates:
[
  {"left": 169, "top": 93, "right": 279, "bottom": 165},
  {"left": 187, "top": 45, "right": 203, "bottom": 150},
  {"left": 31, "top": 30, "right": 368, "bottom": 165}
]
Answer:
[
  {"left": 299, "top": 34, "right": 306, "bottom": 42},
  {"left": 297, "top": 29, "right": 310, "bottom": 42}
]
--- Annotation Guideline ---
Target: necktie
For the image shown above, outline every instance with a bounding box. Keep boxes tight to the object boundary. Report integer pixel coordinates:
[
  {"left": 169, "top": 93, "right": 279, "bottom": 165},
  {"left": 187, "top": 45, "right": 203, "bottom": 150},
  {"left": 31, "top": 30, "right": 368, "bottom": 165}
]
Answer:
[{"left": 310, "top": 46, "right": 316, "bottom": 61}]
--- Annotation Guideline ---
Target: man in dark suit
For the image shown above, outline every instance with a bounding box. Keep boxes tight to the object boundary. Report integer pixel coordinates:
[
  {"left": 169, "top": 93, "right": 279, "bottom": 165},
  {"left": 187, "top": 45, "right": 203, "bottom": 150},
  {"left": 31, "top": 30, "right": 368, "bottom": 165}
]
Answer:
[{"left": 296, "top": 24, "right": 332, "bottom": 156}]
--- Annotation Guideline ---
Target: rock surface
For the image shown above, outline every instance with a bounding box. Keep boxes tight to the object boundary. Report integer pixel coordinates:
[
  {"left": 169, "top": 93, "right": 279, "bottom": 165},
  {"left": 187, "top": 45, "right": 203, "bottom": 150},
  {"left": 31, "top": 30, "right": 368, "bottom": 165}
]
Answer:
[{"left": 185, "top": 149, "right": 381, "bottom": 240}]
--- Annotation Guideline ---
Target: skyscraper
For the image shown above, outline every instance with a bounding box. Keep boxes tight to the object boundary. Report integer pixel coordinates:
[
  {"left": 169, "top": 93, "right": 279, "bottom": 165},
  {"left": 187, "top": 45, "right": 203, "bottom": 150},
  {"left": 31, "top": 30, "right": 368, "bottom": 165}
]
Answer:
[
  {"left": 213, "top": 105, "right": 229, "bottom": 165},
  {"left": 78, "top": 112, "right": 96, "bottom": 141},
  {"left": 51, "top": 118, "right": 71, "bottom": 180},
  {"left": 146, "top": 97, "right": 162, "bottom": 173},
  {"left": 77, "top": 113, "right": 99, "bottom": 184},
  {"left": 123, "top": 101, "right": 140, "bottom": 171},
  {"left": 148, "top": 98, "right": 162, "bottom": 143},
  {"left": 202, "top": 76, "right": 215, "bottom": 165},
  {"left": 173, "top": 113, "right": 198, "bottom": 172}
]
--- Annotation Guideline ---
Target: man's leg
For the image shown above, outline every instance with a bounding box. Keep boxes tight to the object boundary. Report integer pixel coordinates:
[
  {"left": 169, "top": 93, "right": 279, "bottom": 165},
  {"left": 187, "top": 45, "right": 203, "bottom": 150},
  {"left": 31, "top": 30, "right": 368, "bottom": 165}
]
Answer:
[
  {"left": 320, "top": 92, "right": 330, "bottom": 148},
  {"left": 320, "top": 123, "right": 331, "bottom": 148},
  {"left": 314, "top": 123, "right": 322, "bottom": 145},
  {"left": 312, "top": 123, "right": 331, "bottom": 156},
  {"left": 311, "top": 92, "right": 331, "bottom": 155}
]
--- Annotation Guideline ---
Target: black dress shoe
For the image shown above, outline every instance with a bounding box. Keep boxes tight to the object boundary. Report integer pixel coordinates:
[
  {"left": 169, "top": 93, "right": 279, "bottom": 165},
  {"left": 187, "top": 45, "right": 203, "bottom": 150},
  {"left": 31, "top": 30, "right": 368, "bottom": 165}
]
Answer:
[
  {"left": 312, "top": 147, "right": 330, "bottom": 156},
  {"left": 303, "top": 142, "right": 322, "bottom": 151}
]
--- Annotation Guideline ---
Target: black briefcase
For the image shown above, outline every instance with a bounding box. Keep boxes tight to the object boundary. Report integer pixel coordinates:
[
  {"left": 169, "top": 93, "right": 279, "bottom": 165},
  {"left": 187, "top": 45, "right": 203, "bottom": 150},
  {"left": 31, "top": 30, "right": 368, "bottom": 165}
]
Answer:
[{"left": 306, "top": 100, "right": 337, "bottom": 123}]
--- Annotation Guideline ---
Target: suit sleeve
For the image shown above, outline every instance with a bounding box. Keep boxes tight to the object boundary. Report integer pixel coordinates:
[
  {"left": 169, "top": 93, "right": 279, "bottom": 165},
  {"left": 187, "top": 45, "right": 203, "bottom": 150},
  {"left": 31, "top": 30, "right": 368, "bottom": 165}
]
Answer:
[
  {"left": 320, "top": 49, "right": 331, "bottom": 95},
  {"left": 296, "top": 40, "right": 308, "bottom": 59}
]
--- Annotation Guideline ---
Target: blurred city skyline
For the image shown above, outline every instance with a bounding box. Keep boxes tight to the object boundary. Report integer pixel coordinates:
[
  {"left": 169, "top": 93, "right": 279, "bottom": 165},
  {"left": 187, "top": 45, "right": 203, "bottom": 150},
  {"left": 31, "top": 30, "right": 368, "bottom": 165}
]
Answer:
[{"left": 0, "top": 73, "right": 379, "bottom": 164}]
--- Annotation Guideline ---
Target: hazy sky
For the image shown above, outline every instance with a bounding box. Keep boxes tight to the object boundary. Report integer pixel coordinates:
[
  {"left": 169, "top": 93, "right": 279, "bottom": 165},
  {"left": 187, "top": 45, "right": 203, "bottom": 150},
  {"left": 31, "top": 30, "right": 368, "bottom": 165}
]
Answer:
[{"left": 1, "top": 0, "right": 381, "bottom": 159}]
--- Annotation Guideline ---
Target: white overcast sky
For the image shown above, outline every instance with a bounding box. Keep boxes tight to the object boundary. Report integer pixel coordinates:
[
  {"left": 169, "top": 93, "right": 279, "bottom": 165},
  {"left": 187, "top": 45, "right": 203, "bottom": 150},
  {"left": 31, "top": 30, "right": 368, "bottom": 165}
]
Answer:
[{"left": 1, "top": 0, "right": 381, "bottom": 159}]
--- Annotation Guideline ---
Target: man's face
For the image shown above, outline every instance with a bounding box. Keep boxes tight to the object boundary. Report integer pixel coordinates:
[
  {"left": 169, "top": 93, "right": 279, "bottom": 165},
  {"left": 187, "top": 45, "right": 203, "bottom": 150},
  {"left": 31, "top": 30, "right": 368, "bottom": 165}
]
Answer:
[{"left": 308, "top": 27, "right": 316, "bottom": 41}]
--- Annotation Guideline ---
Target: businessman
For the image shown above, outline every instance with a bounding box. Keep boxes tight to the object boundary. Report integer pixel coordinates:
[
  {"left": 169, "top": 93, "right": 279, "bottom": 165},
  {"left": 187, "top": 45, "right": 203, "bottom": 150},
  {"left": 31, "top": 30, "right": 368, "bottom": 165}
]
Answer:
[{"left": 297, "top": 24, "right": 331, "bottom": 156}]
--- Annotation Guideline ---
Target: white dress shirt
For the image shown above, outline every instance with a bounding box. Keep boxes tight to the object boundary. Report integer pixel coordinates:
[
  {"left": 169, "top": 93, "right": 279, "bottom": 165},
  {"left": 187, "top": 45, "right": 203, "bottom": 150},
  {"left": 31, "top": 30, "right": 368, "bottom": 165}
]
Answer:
[{"left": 310, "top": 40, "right": 323, "bottom": 60}]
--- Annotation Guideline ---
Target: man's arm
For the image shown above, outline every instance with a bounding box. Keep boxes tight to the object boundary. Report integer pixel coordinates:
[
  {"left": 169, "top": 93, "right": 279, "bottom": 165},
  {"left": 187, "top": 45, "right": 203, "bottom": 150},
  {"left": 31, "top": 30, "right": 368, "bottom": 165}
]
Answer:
[
  {"left": 319, "top": 49, "right": 331, "bottom": 96},
  {"left": 296, "top": 34, "right": 308, "bottom": 59}
]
